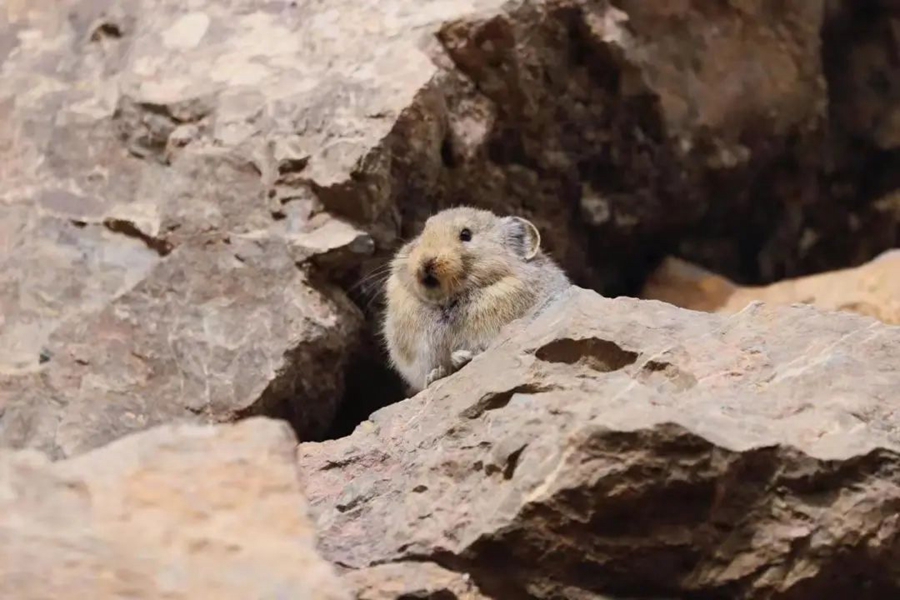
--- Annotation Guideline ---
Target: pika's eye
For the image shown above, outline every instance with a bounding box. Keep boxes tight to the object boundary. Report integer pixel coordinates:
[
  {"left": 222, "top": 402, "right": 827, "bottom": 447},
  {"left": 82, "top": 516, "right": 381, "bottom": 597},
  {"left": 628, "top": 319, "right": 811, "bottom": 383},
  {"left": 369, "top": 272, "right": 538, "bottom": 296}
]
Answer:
[{"left": 459, "top": 228, "right": 472, "bottom": 242}]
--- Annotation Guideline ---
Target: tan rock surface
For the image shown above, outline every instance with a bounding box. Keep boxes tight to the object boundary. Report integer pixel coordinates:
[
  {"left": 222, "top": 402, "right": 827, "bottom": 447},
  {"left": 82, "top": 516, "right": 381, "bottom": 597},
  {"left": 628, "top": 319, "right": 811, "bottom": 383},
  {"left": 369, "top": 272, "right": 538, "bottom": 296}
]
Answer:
[
  {"left": 0, "top": 417, "right": 348, "bottom": 599},
  {"left": 298, "top": 287, "right": 900, "bottom": 599},
  {"left": 344, "top": 562, "right": 490, "bottom": 600},
  {"left": 642, "top": 250, "right": 900, "bottom": 325}
]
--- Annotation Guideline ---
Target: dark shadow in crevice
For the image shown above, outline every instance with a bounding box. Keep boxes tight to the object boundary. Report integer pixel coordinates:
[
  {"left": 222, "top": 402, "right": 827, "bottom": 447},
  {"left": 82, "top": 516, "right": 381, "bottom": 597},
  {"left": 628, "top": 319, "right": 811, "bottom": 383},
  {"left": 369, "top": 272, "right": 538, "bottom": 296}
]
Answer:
[
  {"left": 326, "top": 329, "right": 407, "bottom": 440},
  {"left": 319, "top": 258, "right": 409, "bottom": 441}
]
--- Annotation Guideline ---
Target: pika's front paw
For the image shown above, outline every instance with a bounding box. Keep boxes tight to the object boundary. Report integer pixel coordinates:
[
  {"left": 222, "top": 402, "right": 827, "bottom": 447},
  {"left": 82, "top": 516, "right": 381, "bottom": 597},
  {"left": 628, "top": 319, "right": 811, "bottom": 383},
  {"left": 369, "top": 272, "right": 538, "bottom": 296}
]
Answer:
[
  {"left": 425, "top": 366, "right": 448, "bottom": 387},
  {"left": 451, "top": 349, "right": 476, "bottom": 370}
]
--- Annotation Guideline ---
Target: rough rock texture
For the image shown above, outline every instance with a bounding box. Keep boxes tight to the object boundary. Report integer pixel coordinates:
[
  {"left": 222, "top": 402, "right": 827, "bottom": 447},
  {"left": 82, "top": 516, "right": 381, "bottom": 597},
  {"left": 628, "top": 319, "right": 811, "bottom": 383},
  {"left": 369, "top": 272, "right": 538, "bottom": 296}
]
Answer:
[
  {"left": 298, "top": 287, "right": 900, "bottom": 599},
  {"left": 345, "top": 562, "right": 490, "bottom": 600},
  {"left": 0, "top": 0, "right": 370, "bottom": 456},
  {"left": 0, "top": 234, "right": 363, "bottom": 458},
  {"left": 641, "top": 249, "right": 900, "bottom": 325},
  {"left": 2, "top": 1, "right": 900, "bottom": 598},
  {"left": 0, "top": 417, "right": 348, "bottom": 600}
]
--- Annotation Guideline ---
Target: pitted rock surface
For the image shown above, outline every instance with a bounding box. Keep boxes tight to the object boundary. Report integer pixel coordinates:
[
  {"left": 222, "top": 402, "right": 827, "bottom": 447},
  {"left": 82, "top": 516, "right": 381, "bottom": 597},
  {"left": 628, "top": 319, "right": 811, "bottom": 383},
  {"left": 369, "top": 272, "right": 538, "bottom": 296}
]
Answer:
[
  {"left": 298, "top": 288, "right": 900, "bottom": 599},
  {"left": 2, "top": 0, "right": 900, "bottom": 597},
  {"left": 0, "top": 0, "right": 388, "bottom": 455}
]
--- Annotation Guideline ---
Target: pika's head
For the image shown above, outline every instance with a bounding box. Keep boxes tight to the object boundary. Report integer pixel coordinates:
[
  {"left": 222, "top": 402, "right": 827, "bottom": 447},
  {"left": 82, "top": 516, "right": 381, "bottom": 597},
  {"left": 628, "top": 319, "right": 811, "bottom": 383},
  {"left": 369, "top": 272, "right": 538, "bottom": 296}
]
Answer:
[{"left": 391, "top": 207, "right": 542, "bottom": 305}]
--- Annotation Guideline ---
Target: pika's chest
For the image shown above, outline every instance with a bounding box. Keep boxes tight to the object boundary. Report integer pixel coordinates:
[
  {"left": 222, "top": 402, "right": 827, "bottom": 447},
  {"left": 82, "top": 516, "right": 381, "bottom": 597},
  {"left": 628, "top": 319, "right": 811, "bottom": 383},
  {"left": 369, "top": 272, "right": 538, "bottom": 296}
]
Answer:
[
  {"left": 421, "top": 301, "right": 466, "bottom": 349},
  {"left": 437, "top": 301, "right": 460, "bottom": 325}
]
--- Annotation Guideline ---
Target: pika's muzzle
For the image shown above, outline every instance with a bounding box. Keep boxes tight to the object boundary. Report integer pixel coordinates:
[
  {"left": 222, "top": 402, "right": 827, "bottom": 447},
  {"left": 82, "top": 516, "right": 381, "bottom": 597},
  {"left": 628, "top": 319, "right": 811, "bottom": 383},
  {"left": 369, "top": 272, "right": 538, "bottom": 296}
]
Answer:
[{"left": 418, "top": 258, "right": 440, "bottom": 289}]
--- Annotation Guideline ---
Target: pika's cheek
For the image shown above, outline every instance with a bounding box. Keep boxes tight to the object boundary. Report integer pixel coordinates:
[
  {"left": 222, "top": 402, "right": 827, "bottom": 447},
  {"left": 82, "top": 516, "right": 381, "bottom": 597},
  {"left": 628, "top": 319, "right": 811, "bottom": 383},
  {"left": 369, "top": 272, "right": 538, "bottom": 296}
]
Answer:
[{"left": 470, "top": 254, "right": 507, "bottom": 277}]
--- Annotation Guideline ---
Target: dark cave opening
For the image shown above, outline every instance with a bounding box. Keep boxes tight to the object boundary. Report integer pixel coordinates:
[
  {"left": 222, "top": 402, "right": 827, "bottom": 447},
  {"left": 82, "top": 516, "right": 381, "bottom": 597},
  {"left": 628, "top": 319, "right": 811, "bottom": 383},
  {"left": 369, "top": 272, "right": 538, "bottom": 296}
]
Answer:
[
  {"left": 327, "top": 329, "right": 407, "bottom": 440},
  {"left": 323, "top": 262, "right": 409, "bottom": 441}
]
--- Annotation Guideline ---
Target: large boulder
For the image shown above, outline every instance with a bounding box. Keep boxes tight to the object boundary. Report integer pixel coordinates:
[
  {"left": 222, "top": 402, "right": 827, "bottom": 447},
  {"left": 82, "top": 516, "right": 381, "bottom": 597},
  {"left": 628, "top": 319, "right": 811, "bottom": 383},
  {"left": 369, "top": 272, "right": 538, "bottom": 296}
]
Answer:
[
  {"left": 349, "top": 0, "right": 833, "bottom": 289},
  {"left": 298, "top": 287, "right": 900, "bottom": 599},
  {"left": 0, "top": 417, "right": 348, "bottom": 600},
  {"left": 0, "top": 232, "right": 363, "bottom": 458}
]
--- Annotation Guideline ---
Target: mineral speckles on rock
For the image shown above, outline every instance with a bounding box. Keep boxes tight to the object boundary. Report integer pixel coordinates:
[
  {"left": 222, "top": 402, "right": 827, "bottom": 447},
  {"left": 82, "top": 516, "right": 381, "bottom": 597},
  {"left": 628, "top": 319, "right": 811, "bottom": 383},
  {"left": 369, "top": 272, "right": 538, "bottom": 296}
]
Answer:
[
  {"left": 0, "top": 210, "right": 161, "bottom": 374},
  {"left": 298, "top": 288, "right": 900, "bottom": 598},
  {"left": 1, "top": 0, "right": 900, "bottom": 597}
]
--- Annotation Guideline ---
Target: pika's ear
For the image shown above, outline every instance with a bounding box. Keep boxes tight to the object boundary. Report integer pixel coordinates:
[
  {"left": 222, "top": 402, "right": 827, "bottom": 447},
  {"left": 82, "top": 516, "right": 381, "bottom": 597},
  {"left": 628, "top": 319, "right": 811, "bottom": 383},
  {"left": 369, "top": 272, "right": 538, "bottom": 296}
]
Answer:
[{"left": 504, "top": 216, "right": 541, "bottom": 261}]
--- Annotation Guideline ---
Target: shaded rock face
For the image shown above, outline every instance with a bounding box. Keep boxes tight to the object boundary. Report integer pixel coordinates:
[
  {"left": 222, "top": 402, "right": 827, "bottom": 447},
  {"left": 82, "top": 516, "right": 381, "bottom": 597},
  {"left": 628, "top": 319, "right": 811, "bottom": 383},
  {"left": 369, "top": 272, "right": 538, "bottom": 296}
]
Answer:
[
  {"left": 642, "top": 249, "right": 900, "bottom": 325},
  {"left": 345, "top": 0, "right": 833, "bottom": 296},
  {"left": 0, "top": 418, "right": 348, "bottom": 600},
  {"left": 825, "top": 0, "right": 900, "bottom": 151},
  {"left": 298, "top": 288, "right": 900, "bottom": 599},
  {"left": 815, "top": 1, "right": 900, "bottom": 275}
]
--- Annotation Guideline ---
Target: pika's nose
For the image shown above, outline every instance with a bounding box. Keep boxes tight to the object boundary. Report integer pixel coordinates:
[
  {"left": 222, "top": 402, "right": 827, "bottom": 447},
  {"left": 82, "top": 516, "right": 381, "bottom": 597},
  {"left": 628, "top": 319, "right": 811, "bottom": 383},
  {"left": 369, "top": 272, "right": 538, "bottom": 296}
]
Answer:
[{"left": 419, "top": 258, "right": 439, "bottom": 289}]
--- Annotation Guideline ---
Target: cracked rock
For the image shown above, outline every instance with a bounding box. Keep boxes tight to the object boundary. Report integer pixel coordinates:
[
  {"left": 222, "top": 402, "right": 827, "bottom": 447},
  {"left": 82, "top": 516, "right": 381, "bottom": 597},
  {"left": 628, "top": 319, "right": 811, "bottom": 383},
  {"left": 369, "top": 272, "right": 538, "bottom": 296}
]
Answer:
[
  {"left": 1, "top": 238, "right": 361, "bottom": 458},
  {"left": 2, "top": 0, "right": 897, "bottom": 459},
  {"left": 298, "top": 287, "right": 900, "bottom": 599}
]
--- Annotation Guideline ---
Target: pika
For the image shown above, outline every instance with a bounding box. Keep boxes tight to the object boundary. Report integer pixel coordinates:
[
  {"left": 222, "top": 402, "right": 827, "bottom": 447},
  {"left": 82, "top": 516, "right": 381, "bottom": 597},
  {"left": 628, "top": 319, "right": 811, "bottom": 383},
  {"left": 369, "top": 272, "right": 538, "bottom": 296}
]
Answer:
[{"left": 382, "top": 207, "right": 570, "bottom": 392}]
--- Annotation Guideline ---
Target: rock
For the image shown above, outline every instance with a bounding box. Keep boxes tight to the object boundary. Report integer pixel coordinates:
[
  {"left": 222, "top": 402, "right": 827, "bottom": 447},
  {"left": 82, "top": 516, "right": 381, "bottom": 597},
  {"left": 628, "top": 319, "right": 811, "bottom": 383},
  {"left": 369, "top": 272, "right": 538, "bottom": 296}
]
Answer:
[
  {"left": 344, "top": 562, "right": 489, "bottom": 600},
  {"left": 297, "top": 288, "right": 900, "bottom": 599},
  {"left": 815, "top": 1, "right": 900, "bottom": 278},
  {"left": 1, "top": 2, "right": 370, "bottom": 455},
  {"left": 641, "top": 251, "right": 900, "bottom": 325},
  {"left": 11, "top": 237, "right": 362, "bottom": 458},
  {"left": 382, "top": 0, "right": 833, "bottom": 290},
  {"left": 0, "top": 417, "right": 349, "bottom": 600},
  {"left": 0, "top": 227, "right": 363, "bottom": 457}
]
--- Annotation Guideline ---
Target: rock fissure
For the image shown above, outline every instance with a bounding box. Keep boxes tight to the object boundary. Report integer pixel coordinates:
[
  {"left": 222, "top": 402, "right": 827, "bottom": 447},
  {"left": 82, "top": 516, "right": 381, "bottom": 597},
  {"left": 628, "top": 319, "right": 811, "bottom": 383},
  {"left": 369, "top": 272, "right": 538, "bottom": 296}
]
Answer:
[{"left": 102, "top": 217, "right": 174, "bottom": 256}]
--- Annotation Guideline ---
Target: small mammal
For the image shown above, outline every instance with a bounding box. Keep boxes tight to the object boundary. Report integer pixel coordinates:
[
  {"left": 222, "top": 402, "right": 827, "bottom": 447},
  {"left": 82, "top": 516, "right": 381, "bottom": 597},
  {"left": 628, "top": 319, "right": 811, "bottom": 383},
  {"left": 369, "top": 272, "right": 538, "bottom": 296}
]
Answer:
[{"left": 382, "top": 207, "right": 570, "bottom": 392}]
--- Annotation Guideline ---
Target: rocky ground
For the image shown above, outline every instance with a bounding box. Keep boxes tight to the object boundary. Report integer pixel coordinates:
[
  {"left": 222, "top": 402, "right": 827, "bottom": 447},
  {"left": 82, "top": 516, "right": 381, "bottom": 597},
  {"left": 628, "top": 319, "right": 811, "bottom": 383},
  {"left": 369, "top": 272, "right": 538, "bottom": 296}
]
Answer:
[{"left": 1, "top": 0, "right": 899, "bottom": 598}]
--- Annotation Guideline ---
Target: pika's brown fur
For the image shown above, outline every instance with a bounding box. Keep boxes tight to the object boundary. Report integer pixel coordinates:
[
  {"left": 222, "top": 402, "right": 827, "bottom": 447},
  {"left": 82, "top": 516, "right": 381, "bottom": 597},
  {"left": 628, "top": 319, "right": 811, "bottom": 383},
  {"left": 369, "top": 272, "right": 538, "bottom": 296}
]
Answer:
[{"left": 382, "top": 207, "right": 570, "bottom": 392}]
